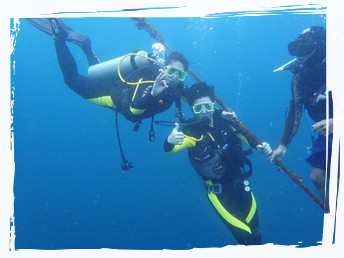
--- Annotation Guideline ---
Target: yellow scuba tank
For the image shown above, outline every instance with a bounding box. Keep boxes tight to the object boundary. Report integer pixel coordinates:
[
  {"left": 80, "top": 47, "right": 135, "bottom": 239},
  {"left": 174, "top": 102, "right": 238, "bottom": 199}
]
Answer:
[{"left": 87, "top": 50, "right": 150, "bottom": 81}]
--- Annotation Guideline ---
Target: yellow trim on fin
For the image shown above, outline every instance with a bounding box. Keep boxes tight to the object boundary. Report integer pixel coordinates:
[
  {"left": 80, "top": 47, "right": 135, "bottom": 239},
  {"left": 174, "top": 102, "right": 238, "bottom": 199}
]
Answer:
[{"left": 87, "top": 96, "right": 115, "bottom": 108}]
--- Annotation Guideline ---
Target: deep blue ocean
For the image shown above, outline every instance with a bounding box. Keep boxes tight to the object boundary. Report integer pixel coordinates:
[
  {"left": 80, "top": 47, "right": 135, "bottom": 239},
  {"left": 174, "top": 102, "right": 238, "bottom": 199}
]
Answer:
[{"left": 12, "top": 14, "right": 327, "bottom": 249}]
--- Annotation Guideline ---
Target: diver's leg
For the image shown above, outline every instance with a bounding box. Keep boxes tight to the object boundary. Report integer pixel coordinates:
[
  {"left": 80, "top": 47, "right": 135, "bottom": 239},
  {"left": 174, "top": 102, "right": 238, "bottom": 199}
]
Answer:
[
  {"left": 211, "top": 202, "right": 262, "bottom": 245},
  {"left": 310, "top": 168, "right": 344, "bottom": 235},
  {"left": 54, "top": 39, "right": 92, "bottom": 98},
  {"left": 82, "top": 45, "right": 100, "bottom": 66},
  {"left": 37, "top": 0, "right": 70, "bottom": 40},
  {"left": 225, "top": 223, "right": 255, "bottom": 258},
  {"left": 311, "top": 168, "right": 344, "bottom": 258},
  {"left": 207, "top": 181, "right": 263, "bottom": 245},
  {"left": 244, "top": 204, "right": 263, "bottom": 245},
  {"left": 54, "top": 38, "right": 117, "bottom": 108}
]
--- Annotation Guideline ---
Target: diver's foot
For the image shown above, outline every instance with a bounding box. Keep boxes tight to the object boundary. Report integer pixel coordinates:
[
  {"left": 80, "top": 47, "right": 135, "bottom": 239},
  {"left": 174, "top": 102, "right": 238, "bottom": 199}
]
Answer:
[
  {"left": 334, "top": 235, "right": 344, "bottom": 258},
  {"left": 37, "top": 0, "right": 71, "bottom": 40},
  {"left": 28, "top": 18, "right": 92, "bottom": 50},
  {"left": 50, "top": 18, "right": 70, "bottom": 41}
]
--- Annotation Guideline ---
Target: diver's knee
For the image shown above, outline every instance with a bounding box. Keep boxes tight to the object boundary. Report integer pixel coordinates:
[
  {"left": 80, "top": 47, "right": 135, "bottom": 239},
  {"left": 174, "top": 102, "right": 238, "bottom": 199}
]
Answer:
[{"left": 310, "top": 167, "right": 325, "bottom": 185}]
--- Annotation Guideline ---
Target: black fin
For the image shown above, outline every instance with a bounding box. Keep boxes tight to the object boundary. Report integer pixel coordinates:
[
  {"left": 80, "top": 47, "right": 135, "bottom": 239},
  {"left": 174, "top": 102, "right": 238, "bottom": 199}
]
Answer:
[
  {"left": 27, "top": 18, "right": 90, "bottom": 49},
  {"left": 27, "top": 18, "right": 54, "bottom": 36}
]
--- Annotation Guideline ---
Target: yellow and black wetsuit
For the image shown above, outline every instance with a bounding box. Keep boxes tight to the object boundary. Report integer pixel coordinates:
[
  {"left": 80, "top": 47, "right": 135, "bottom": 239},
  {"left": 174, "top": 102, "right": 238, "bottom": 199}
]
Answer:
[
  {"left": 55, "top": 40, "right": 187, "bottom": 123},
  {"left": 164, "top": 109, "right": 262, "bottom": 245}
]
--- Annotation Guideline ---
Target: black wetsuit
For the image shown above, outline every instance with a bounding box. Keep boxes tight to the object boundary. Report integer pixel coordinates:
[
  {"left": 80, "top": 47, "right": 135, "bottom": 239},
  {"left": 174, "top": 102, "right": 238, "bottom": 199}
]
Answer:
[
  {"left": 281, "top": 55, "right": 344, "bottom": 146},
  {"left": 281, "top": 57, "right": 332, "bottom": 172},
  {"left": 55, "top": 40, "right": 186, "bottom": 123},
  {"left": 164, "top": 109, "right": 262, "bottom": 245}
]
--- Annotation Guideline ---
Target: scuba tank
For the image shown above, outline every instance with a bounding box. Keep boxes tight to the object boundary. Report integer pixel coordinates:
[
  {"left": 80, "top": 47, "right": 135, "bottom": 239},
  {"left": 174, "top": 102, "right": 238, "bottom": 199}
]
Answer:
[
  {"left": 87, "top": 50, "right": 151, "bottom": 81},
  {"left": 87, "top": 43, "right": 166, "bottom": 81}
]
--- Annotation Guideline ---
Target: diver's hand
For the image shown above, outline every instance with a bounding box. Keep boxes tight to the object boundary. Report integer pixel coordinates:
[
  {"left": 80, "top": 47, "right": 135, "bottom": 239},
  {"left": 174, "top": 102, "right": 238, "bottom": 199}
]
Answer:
[
  {"left": 151, "top": 70, "right": 168, "bottom": 97},
  {"left": 270, "top": 144, "right": 287, "bottom": 162},
  {"left": 313, "top": 119, "right": 333, "bottom": 136},
  {"left": 221, "top": 110, "right": 237, "bottom": 120},
  {"left": 167, "top": 123, "right": 184, "bottom": 145},
  {"left": 257, "top": 142, "right": 272, "bottom": 156}
]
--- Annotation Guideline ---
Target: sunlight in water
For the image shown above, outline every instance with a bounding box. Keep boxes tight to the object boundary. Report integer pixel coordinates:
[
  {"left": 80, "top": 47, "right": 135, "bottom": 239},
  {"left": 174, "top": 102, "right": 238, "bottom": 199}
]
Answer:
[{"left": 185, "top": 0, "right": 226, "bottom": 35}]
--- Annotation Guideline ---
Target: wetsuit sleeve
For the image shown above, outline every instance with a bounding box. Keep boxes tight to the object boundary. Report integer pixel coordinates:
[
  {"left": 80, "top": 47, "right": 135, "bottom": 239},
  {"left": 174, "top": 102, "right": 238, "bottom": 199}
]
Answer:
[
  {"left": 280, "top": 74, "right": 303, "bottom": 146},
  {"left": 164, "top": 133, "right": 203, "bottom": 153},
  {"left": 215, "top": 109, "right": 257, "bottom": 149}
]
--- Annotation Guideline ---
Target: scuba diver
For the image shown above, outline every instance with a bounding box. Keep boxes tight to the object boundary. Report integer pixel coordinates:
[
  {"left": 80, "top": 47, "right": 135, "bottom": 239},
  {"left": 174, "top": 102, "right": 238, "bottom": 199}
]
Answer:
[
  {"left": 26, "top": 18, "right": 189, "bottom": 123},
  {"left": 164, "top": 82, "right": 272, "bottom": 245},
  {"left": 27, "top": 18, "right": 189, "bottom": 171},
  {"left": 270, "top": 26, "right": 333, "bottom": 208}
]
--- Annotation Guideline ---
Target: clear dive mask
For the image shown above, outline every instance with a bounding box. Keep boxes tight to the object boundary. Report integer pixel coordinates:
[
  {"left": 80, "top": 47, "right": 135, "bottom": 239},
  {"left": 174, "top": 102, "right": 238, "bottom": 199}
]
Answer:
[
  {"left": 163, "top": 65, "right": 187, "bottom": 82},
  {"left": 192, "top": 102, "right": 215, "bottom": 114}
]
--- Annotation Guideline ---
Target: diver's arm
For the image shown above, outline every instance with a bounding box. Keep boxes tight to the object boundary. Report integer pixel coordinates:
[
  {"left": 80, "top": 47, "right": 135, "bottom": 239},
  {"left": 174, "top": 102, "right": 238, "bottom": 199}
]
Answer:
[
  {"left": 221, "top": 110, "right": 238, "bottom": 120},
  {"left": 313, "top": 118, "right": 333, "bottom": 136},
  {"left": 164, "top": 124, "right": 201, "bottom": 153},
  {"left": 164, "top": 136, "right": 199, "bottom": 153},
  {"left": 129, "top": 71, "right": 169, "bottom": 116},
  {"left": 218, "top": 109, "right": 257, "bottom": 149},
  {"left": 150, "top": 71, "right": 169, "bottom": 97},
  {"left": 280, "top": 75, "right": 303, "bottom": 147},
  {"left": 271, "top": 76, "right": 303, "bottom": 161}
]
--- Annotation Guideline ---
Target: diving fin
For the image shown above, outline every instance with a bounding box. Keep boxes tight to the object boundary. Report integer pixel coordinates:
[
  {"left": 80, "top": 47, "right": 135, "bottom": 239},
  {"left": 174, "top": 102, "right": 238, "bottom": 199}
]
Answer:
[
  {"left": 27, "top": 18, "right": 100, "bottom": 65},
  {"left": 27, "top": 18, "right": 54, "bottom": 36},
  {"left": 26, "top": 18, "right": 90, "bottom": 49},
  {"left": 26, "top": 11, "right": 91, "bottom": 48}
]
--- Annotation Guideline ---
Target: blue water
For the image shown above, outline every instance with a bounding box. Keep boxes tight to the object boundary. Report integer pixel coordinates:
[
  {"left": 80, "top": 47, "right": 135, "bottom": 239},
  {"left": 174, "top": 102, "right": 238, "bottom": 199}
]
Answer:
[{"left": 12, "top": 15, "right": 327, "bottom": 249}]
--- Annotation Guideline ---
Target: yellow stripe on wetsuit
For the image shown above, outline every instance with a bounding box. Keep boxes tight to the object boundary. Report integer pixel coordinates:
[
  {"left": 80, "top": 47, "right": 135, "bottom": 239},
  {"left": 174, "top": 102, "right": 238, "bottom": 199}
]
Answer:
[
  {"left": 87, "top": 96, "right": 115, "bottom": 108},
  {"left": 206, "top": 180, "right": 257, "bottom": 234}
]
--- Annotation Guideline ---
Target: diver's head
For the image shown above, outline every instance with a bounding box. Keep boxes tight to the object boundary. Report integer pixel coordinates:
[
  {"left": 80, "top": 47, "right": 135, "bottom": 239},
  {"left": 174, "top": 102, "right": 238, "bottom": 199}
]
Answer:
[
  {"left": 187, "top": 82, "right": 216, "bottom": 122},
  {"left": 166, "top": 51, "right": 189, "bottom": 70},
  {"left": 288, "top": 26, "right": 326, "bottom": 64},
  {"left": 163, "top": 52, "right": 189, "bottom": 83}
]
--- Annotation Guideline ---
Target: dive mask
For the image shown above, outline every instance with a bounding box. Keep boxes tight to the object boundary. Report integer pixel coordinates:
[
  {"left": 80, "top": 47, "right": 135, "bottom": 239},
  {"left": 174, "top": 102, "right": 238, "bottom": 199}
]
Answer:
[
  {"left": 164, "top": 65, "right": 187, "bottom": 81},
  {"left": 192, "top": 102, "right": 215, "bottom": 114},
  {"left": 288, "top": 27, "right": 325, "bottom": 57},
  {"left": 288, "top": 38, "right": 317, "bottom": 57}
]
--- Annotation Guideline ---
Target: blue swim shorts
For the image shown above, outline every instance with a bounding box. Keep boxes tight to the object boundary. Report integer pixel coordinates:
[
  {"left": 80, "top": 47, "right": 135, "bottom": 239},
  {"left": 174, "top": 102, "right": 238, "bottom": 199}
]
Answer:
[{"left": 306, "top": 129, "right": 344, "bottom": 180}]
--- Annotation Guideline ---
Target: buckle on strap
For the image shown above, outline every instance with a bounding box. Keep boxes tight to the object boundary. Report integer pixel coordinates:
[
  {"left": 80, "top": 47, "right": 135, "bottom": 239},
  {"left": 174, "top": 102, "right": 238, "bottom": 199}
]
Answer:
[{"left": 205, "top": 183, "right": 222, "bottom": 194}]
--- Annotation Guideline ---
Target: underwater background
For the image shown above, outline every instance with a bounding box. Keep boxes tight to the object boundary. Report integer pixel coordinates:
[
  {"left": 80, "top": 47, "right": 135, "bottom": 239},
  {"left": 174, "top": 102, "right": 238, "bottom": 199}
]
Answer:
[{"left": 12, "top": 14, "right": 327, "bottom": 249}]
